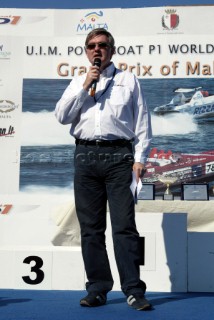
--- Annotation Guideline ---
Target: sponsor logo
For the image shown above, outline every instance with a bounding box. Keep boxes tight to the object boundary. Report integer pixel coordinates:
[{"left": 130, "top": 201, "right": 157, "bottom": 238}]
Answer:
[
  {"left": 0, "top": 15, "right": 48, "bottom": 26},
  {"left": 76, "top": 10, "right": 108, "bottom": 33},
  {"left": 193, "top": 104, "right": 214, "bottom": 116},
  {"left": 0, "top": 125, "right": 15, "bottom": 137},
  {"left": 0, "top": 204, "right": 13, "bottom": 215},
  {"left": 0, "top": 15, "right": 21, "bottom": 25},
  {"left": 162, "top": 9, "right": 179, "bottom": 30},
  {"left": 0, "top": 100, "right": 18, "bottom": 113},
  {"left": 0, "top": 44, "right": 11, "bottom": 59}
]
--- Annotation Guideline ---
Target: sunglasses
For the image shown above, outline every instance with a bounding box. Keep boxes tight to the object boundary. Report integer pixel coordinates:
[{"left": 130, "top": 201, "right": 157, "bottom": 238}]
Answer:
[{"left": 86, "top": 42, "right": 110, "bottom": 50}]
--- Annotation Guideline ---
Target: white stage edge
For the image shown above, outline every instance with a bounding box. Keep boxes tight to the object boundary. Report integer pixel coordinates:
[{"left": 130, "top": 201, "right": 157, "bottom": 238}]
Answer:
[
  {"left": 1, "top": 196, "right": 214, "bottom": 292},
  {"left": 0, "top": 207, "right": 188, "bottom": 292}
]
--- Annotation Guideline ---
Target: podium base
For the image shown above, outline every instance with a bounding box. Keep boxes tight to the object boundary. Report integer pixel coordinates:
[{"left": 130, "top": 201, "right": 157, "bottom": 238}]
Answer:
[{"left": 163, "top": 193, "right": 174, "bottom": 200}]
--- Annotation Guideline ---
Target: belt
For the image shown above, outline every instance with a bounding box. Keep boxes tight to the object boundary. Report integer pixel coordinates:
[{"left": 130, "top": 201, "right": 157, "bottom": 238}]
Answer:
[{"left": 75, "top": 139, "right": 132, "bottom": 147}]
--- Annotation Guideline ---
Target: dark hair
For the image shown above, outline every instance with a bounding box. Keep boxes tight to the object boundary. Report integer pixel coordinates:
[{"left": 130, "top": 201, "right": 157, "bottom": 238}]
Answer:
[{"left": 85, "top": 28, "right": 115, "bottom": 48}]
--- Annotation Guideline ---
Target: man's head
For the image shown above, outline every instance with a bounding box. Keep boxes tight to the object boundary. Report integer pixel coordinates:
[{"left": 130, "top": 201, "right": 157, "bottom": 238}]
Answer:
[{"left": 85, "top": 28, "right": 115, "bottom": 71}]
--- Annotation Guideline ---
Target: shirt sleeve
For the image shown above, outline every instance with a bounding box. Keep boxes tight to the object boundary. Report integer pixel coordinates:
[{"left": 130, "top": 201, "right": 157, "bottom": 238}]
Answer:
[
  {"left": 132, "top": 76, "right": 152, "bottom": 164},
  {"left": 55, "top": 76, "right": 89, "bottom": 125}
]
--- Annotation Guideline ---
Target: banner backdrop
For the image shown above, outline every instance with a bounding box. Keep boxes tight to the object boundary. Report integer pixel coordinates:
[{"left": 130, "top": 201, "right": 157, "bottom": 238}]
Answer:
[{"left": 0, "top": 6, "right": 214, "bottom": 196}]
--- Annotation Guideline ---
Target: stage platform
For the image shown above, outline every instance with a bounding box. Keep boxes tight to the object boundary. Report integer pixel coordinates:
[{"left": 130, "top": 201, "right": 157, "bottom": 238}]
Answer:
[{"left": 1, "top": 290, "right": 214, "bottom": 320}]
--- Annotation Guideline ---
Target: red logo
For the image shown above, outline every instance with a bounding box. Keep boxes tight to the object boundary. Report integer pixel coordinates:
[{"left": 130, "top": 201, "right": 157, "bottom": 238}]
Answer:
[
  {"left": 0, "top": 16, "right": 21, "bottom": 25},
  {"left": 0, "top": 204, "right": 12, "bottom": 214}
]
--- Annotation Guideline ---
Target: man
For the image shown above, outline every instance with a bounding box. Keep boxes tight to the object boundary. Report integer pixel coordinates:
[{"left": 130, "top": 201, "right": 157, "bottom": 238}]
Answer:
[{"left": 55, "top": 28, "right": 152, "bottom": 311}]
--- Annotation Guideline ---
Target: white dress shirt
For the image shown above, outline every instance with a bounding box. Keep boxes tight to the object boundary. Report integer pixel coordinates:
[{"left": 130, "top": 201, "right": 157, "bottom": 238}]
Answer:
[{"left": 55, "top": 63, "right": 152, "bottom": 163}]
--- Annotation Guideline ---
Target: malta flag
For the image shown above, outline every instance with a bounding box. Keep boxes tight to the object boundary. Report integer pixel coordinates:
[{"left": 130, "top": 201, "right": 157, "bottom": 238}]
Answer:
[{"left": 162, "top": 10, "right": 179, "bottom": 30}]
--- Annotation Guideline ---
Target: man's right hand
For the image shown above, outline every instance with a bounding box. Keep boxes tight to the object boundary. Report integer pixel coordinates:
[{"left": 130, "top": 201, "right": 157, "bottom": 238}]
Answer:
[{"left": 83, "top": 65, "right": 100, "bottom": 91}]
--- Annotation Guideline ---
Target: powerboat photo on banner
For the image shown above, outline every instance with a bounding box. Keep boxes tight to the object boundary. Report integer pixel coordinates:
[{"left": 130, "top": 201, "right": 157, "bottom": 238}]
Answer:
[{"left": 153, "top": 87, "right": 214, "bottom": 119}]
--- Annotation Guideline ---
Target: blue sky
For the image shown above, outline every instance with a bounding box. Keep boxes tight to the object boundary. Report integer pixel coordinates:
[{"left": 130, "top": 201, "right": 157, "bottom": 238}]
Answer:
[{"left": 1, "top": 0, "right": 214, "bottom": 9}]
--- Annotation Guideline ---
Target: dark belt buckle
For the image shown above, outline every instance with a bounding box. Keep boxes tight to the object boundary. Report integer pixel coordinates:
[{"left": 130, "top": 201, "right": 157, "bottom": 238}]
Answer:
[{"left": 95, "top": 139, "right": 102, "bottom": 146}]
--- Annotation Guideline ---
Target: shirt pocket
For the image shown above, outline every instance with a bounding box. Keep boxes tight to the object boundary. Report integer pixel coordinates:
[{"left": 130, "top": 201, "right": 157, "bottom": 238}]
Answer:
[{"left": 110, "top": 85, "right": 130, "bottom": 106}]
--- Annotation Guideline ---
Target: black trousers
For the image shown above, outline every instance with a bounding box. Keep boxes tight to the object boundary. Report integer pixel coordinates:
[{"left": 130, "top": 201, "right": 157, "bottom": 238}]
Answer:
[{"left": 74, "top": 143, "right": 146, "bottom": 296}]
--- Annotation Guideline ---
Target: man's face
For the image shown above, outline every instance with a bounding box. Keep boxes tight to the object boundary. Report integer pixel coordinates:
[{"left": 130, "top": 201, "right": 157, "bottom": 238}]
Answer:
[{"left": 86, "top": 34, "right": 115, "bottom": 71}]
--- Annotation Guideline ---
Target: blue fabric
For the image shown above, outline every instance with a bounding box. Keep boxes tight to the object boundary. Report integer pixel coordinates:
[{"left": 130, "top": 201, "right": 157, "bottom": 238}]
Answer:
[
  {"left": 1, "top": 0, "right": 214, "bottom": 9},
  {"left": 1, "top": 290, "right": 214, "bottom": 320}
]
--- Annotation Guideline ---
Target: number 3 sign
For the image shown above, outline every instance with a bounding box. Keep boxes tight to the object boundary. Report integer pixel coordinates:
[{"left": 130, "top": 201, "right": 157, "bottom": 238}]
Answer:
[
  {"left": 22, "top": 256, "right": 45, "bottom": 285},
  {"left": 15, "top": 251, "right": 52, "bottom": 289}
]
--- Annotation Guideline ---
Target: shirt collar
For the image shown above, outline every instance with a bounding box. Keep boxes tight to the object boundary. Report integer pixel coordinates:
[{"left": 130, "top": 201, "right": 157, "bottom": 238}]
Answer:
[{"left": 101, "top": 62, "right": 115, "bottom": 78}]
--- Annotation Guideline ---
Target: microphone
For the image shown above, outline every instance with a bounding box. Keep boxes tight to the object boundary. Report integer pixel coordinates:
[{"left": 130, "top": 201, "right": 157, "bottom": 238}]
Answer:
[{"left": 90, "top": 58, "right": 101, "bottom": 97}]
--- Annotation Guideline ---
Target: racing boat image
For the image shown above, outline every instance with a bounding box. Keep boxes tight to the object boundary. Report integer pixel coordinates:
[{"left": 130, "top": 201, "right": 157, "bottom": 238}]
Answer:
[
  {"left": 153, "top": 87, "right": 214, "bottom": 119},
  {"left": 142, "top": 148, "right": 214, "bottom": 192}
]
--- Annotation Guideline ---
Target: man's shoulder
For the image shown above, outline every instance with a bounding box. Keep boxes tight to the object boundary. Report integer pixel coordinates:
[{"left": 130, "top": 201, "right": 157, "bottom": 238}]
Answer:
[
  {"left": 115, "top": 68, "right": 138, "bottom": 85},
  {"left": 116, "top": 68, "right": 136, "bottom": 79}
]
